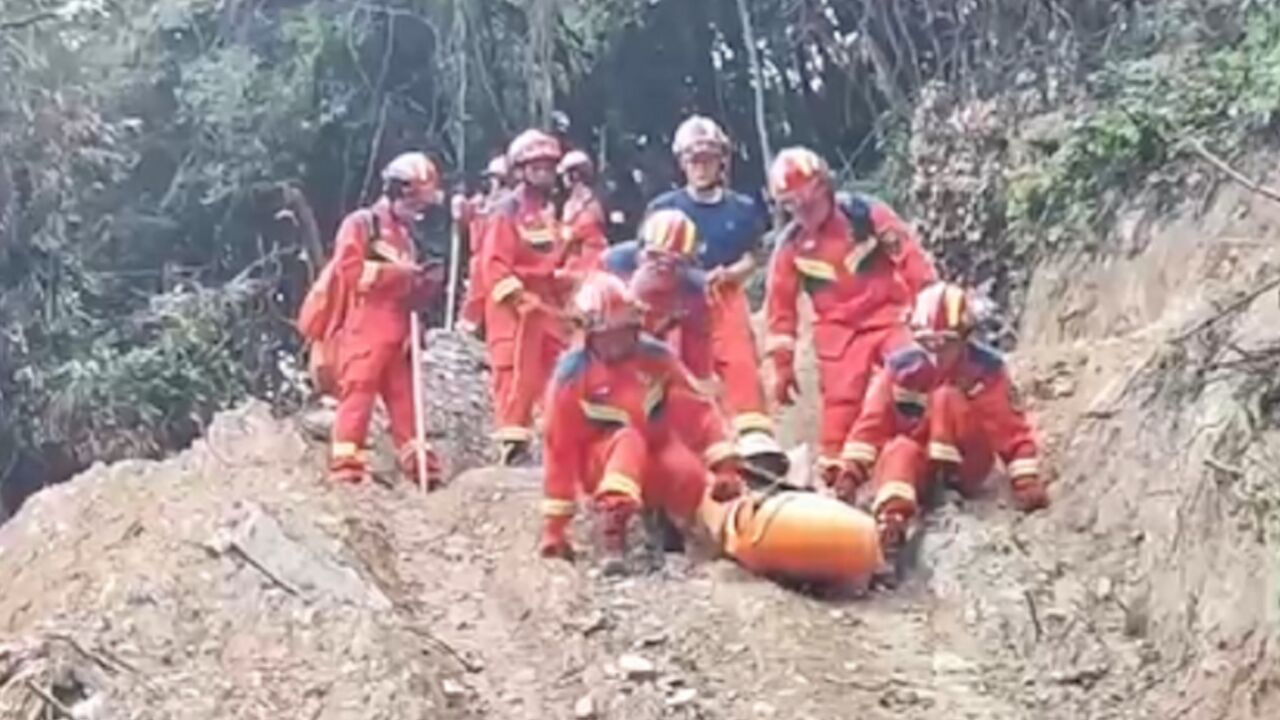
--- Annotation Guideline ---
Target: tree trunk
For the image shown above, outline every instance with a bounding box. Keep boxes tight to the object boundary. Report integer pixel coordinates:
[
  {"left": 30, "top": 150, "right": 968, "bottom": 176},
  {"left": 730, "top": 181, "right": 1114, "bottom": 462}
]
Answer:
[
  {"left": 526, "top": 0, "right": 556, "bottom": 127},
  {"left": 734, "top": 0, "right": 773, "bottom": 181}
]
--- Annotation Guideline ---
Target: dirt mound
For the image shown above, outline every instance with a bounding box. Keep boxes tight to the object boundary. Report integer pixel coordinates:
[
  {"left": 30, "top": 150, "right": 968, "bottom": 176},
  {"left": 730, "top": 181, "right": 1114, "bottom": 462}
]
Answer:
[{"left": 0, "top": 403, "right": 478, "bottom": 719}]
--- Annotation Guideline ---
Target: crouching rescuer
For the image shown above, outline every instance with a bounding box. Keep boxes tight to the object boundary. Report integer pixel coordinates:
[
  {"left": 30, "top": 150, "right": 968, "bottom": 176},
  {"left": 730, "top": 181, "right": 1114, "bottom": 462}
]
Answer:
[
  {"left": 539, "top": 273, "right": 744, "bottom": 573},
  {"left": 839, "top": 283, "right": 1049, "bottom": 554},
  {"left": 329, "top": 152, "right": 446, "bottom": 487}
]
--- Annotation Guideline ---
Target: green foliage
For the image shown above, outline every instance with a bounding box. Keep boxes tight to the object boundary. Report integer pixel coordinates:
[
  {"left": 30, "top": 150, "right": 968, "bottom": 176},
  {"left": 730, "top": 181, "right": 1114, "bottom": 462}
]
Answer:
[{"left": 1009, "top": 7, "right": 1280, "bottom": 237}]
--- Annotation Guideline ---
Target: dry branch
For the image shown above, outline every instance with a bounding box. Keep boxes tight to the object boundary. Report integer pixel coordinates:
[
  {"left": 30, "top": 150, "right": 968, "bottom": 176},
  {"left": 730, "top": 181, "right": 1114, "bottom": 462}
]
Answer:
[
  {"left": 1168, "top": 274, "right": 1280, "bottom": 344},
  {"left": 1181, "top": 140, "right": 1280, "bottom": 205},
  {"left": 0, "top": 11, "right": 57, "bottom": 32}
]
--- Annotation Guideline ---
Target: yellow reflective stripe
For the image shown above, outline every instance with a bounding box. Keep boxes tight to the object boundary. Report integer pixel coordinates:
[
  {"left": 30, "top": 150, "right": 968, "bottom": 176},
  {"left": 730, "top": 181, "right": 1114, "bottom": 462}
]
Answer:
[
  {"left": 541, "top": 498, "right": 577, "bottom": 517},
  {"left": 928, "top": 441, "right": 962, "bottom": 464},
  {"left": 331, "top": 442, "right": 363, "bottom": 459},
  {"left": 816, "top": 455, "right": 843, "bottom": 473},
  {"left": 596, "top": 472, "right": 641, "bottom": 502},
  {"left": 371, "top": 239, "right": 411, "bottom": 265},
  {"left": 704, "top": 441, "right": 737, "bottom": 467},
  {"left": 688, "top": 375, "right": 719, "bottom": 398},
  {"left": 873, "top": 480, "right": 917, "bottom": 515},
  {"left": 643, "top": 383, "right": 666, "bottom": 417},
  {"left": 681, "top": 217, "right": 697, "bottom": 255},
  {"left": 358, "top": 262, "right": 380, "bottom": 292},
  {"left": 580, "top": 401, "right": 631, "bottom": 426},
  {"left": 491, "top": 276, "right": 524, "bottom": 303},
  {"left": 892, "top": 386, "right": 928, "bottom": 406},
  {"left": 732, "top": 412, "right": 774, "bottom": 434},
  {"left": 946, "top": 285, "right": 964, "bottom": 327},
  {"left": 840, "top": 441, "right": 877, "bottom": 464},
  {"left": 1008, "top": 458, "right": 1039, "bottom": 478},
  {"left": 844, "top": 240, "right": 878, "bottom": 273},
  {"left": 966, "top": 381, "right": 986, "bottom": 398},
  {"left": 492, "top": 426, "right": 535, "bottom": 442},
  {"left": 519, "top": 226, "right": 555, "bottom": 246},
  {"left": 765, "top": 334, "right": 797, "bottom": 354},
  {"left": 793, "top": 257, "right": 837, "bottom": 281}
]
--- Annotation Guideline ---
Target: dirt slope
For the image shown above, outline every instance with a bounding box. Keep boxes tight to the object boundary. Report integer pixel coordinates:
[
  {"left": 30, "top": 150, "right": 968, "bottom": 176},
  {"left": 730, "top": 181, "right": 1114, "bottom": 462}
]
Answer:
[{"left": 3, "top": 175, "right": 1280, "bottom": 719}]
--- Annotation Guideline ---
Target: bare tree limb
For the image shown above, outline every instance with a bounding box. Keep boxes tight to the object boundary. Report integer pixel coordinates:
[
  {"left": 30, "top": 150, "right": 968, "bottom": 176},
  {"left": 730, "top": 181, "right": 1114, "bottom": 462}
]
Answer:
[
  {"left": 734, "top": 0, "right": 774, "bottom": 184},
  {"left": 1181, "top": 139, "right": 1280, "bottom": 205},
  {"left": 0, "top": 11, "right": 57, "bottom": 32}
]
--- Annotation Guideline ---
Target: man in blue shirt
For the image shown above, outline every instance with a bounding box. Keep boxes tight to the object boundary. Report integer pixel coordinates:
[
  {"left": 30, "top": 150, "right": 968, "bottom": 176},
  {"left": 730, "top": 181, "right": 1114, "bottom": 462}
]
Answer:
[{"left": 646, "top": 115, "right": 785, "bottom": 481}]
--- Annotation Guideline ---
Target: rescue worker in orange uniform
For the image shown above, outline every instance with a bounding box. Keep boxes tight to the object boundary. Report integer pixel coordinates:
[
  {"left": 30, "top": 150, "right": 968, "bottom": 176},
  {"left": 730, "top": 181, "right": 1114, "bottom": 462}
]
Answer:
[
  {"left": 455, "top": 155, "right": 512, "bottom": 335},
  {"left": 764, "top": 147, "right": 936, "bottom": 483},
  {"left": 602, "top": 209, "right": 716, "bottom": 391},
  {"left": 558, "top": 149, "right": 609, "bottom": 277},
  {"left": 648, "top": 116, "right": 786, "bottom": 471},
  {"left": 839, "top": 283, "right": 1048, "bottom": 552},
  {"left": 482, "top": 129, "right": 575, "bottom": 464},
  {"left": 540, "top": 273, "right": 743, "bottom": 572},
  {"left": 330, "top": 152, "right": 445, "bottom": 487}
]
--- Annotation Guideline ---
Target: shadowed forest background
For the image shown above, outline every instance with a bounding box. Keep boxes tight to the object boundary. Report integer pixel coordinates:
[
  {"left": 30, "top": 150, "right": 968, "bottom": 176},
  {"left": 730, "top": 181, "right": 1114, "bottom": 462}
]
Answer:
[{"left": 2, "top": 0, "right": 1278, "bottom": 512}]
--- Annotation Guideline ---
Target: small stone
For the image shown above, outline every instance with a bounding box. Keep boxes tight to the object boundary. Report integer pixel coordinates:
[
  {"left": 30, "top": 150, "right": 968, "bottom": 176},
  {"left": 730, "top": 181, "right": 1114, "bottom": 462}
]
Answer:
[
  {"left": 1096, "top": 577, "right": 1114, "bottom": 601},
  {"left": 752, "top": 700, "right": 776, "bottom": 716},
  {"left": 442, "top": 679, "right": 466, "bottom": 706},
  {"left": 666, "top": 687, "right": 698, "bottom": 707},
  {"left": 574, "top": 695, "right": 596, "bottom": 719},
  {"left": 619, "top": 653, "right": 657, "bottom": 682},
  {"left": 637, "top": 632, "right": 667, "bottom": 648}
]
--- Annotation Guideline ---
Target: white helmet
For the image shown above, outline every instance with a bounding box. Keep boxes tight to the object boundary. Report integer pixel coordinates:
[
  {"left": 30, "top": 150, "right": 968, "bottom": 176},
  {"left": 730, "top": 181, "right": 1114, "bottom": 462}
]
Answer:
[{"left": 672, "top": 115, "right": 730, "bottom": 158}]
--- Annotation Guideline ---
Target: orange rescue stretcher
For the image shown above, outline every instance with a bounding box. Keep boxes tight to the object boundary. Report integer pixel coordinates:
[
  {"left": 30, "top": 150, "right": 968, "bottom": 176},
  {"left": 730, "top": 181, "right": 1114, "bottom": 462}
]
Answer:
[{"left": 699, "top": 490, "right": 883, "bottom": 586}]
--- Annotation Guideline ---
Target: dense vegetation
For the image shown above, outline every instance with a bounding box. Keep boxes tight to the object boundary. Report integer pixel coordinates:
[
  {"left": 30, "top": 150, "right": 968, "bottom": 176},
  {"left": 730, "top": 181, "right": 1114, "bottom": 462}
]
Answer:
[{"left": 0, "top": 0, "right": 1273, "bottom": 505}]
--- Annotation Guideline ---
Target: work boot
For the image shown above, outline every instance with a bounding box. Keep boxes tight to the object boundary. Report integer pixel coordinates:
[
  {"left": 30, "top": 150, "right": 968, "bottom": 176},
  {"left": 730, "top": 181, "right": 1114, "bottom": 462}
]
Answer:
[
  {"left": 497, "top": 439, "right": 531, "bottom": 467},
  {"left": 399, "top": 442, "right": 444, "bottom": 491},
  {"left": 595, "top": 498, "right": 636, "bottom": 577}
]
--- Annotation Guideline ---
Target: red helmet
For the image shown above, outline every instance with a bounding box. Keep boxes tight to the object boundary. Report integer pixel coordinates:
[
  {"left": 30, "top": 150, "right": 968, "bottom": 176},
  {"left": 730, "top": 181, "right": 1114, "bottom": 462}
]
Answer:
[
  {"left": 639, "top": 209, "right": 699, "bottom": 258},
  {"left": 574, "top": 272, "right": 641, "bottom": 333},
  {"left": 507, "top": 129, "right": 562, "bottom": 167},
  {"left": 768, "top": 147, "right": 830, "bottom": 203},
  {"left": 557, "top": 149, "right": 593, "bottom": 178},
  {"left": 382, "top": 152, "right": 440, "bottom": 201},
  {"left": 672, "top": 115, "right": 730, "bottom": 158},
  {"left": 911, "top": 283, "right": 976, "bottom": 340}
]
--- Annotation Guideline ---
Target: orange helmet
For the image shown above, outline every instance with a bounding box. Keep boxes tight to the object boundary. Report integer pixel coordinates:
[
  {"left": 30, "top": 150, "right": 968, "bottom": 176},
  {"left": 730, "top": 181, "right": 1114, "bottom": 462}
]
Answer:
[
  {"left": 507, "top": 129, "right": 562, "bottom": 167},
  {"left": 382, "top": 152, "right": 440, "bottom": 201},
  {"left": 911, "top": 283, "right": 976, "bottom": 340},
  {"left": 639, "top": 209, "right": 699, "bottom": 258},
  {"left": 574, "top": 272, "right": 641, "bottom": 333},
  {"left": 672, "top": 115, "right": 730, "bottom": 158},
  {"left": 768, "top": 147, "right": 830, "bottom": 202},
  {"left": 557, "top": 149, "right": 593, "bottom": 177}
]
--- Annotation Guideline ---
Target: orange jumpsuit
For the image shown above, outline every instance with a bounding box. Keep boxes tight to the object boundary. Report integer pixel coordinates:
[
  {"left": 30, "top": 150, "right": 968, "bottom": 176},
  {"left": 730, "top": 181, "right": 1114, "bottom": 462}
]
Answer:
[
  {"left": 560, "top": 185, "right": 609, "bottom": 276},
  {"left": 648, "top": 189, "right": 772, "bottom": 437},
  {"left": 765, "top": 195, "right": 935, "bottom": 470},
  {"left": 459, "top": 194, "right": 492, "bottom": 329},
  {"left": 601, "top": 241, "right": 717, "bottom": 390},
  {"left": 330, "top": 199, "right": 436, "bottom": 482},
  {"left": 541, "top": 337, "right": 736, "bottom": 525},
  {"left": 481, "top": 186, "right": 572, "bottom": 444},
  {"left": 843, "top": 342, "right": 1041, "bottom": 520}
]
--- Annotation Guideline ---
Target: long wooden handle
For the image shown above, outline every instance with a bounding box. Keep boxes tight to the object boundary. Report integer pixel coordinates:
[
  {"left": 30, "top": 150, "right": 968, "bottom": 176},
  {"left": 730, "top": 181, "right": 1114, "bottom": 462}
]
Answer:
[{"left": 409, "top": 312, "right": 429, "bottom": 495}]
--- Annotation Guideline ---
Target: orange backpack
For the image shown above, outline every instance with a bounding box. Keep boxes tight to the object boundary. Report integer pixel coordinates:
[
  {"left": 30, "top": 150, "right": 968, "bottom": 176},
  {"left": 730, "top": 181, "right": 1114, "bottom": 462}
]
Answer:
[{"left": 296, "top": 211, "right": 380, "bottom": 395}]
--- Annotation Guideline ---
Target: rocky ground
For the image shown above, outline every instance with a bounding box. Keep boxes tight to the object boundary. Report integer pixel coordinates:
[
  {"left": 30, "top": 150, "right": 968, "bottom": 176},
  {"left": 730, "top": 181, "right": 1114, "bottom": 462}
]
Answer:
[{"left": 3, "top": 164, "right": 1280, "bottom": 719}]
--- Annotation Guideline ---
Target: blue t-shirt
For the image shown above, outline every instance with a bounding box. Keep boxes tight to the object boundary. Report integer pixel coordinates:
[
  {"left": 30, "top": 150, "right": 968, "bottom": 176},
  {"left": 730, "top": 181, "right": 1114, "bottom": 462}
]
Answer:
[{"left": 647, "top": 188, "right": 767, "bottom": 270}]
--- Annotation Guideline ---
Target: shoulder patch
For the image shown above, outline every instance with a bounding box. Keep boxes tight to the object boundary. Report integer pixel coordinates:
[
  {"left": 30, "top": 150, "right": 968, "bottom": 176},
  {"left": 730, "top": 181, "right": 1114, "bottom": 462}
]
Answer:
[
  {"left": 637, "top": 335, "right": 673, "bottom": 359},
  {"left": 553, "top": 348, "right": 591, "bottom": 383},
  {"left": 966, "top": 342, "right": 1006, "bottom": 375},
  {"left": 836, "top": 193, "right": 875, "bottom": 242},
  {"left": 602, "top": 241, "right": 640, "bottom": 278},
  {"left": 886, "top": 344, "right": 932, "bottom": 373}
]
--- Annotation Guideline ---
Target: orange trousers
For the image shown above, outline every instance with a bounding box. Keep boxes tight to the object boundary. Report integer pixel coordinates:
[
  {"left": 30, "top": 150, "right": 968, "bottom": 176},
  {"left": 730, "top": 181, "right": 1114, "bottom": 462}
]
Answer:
[
  {"left": 867, "top": 386, "right": 996, "bottom": 518},
  {"left": 816, "top": 324, "right": 914, "bottom": 463},
  {"left": 488, "top": 307, "right": 566, "bottom": 443},
  {"left": 461, "top": 254, "right": 485, "bottom": 328},
  {"left": 925, "top": 385, "right": 996, "bottom": 496},
  {"left": 587, "top": 427, "right": 708, "bottom": 521},
  {"left": 330, "top": 339, "right": 426, "bottom": 481},
  {"left": 710, "top": 285, "right": 771, "bottom": 436}
]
